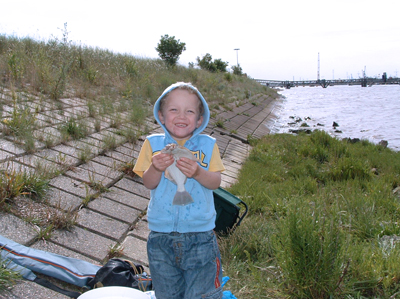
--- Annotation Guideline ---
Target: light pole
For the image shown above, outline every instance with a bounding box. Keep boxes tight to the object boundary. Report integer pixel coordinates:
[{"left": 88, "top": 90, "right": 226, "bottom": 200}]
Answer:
[{"left": 234, "top": 48, "right": 240, "bottom": 66}]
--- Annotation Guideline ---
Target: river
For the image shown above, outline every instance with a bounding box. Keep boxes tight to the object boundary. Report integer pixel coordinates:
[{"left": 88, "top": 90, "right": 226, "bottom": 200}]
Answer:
[{"left": 270, "top": 84, "right": 400, "bottom": 151}]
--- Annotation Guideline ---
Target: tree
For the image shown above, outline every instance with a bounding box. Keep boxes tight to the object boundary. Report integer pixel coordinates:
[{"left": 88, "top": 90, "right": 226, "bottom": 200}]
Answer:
[
  {"left": 231, "top": 64, "right": 243, "bottom": 75},
  {"left": 196, "top": 53, "right": 228, "bottom": 73},
  {"left": 214, "top": 59, "right": 228, "bottom": 73},
  {"left": 155, "top": 34, "right": 186, "bottom": 67}
]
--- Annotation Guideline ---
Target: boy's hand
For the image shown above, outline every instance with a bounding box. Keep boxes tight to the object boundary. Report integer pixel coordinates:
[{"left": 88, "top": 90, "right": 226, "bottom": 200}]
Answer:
[
  {"left": 176, "top": 157, "right": 200, "bottom": 178},
  {"left": 152, "top": 153, "right": 174, "bottom": 172}
]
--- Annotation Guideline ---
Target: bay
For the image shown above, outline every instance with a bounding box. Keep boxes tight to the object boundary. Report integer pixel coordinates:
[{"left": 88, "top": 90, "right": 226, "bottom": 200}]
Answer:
[{"left": 270, "top": 84, "right": 400, "bottom": 151}]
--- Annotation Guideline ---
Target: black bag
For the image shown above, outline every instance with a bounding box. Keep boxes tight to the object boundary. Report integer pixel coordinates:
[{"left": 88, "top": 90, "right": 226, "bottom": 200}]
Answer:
[{"left": 87, "top": 258, "right": 152, "bottom": 291}]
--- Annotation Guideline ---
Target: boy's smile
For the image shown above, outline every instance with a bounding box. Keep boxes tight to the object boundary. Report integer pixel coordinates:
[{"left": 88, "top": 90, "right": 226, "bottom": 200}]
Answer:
[{"left": 158, "top": 89, "right": 203, "bottom": 141}]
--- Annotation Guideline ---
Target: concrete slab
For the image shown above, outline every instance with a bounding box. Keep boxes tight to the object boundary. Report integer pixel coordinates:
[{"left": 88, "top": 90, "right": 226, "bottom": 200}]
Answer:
[
  {"left": 91, "top": 155, "right": 124, "bottom": 169},
  {"left": 0, "top": 148, "right": 15, "bottom": 161},
  {"left": 35, "top": 148, "right": 80, "bottom": 167},
  {"left": 0, "top": 139, "right": 25, "bottom": 155},
  {"left": 79, "top": 160, "right": 123, "bottom": 181},
  {"left": 114, "top": 178, "right": 149, "bottom": 199},
  {"left": 44, "top": 188, "right": 83, "bottom": 211},
  {"left": 52, "top": 144, "right": 81, "bottom": 159},
  {"left": 88, "top": 196, "right": 142, "bottom": 224},
  {"left": 49, "top": 175, "right": 96, "bottom": 199},
  {"left": 104, "top": 187, "right": 149, "bottom": 211},
  {"left": 0, "top": 213, "right": 37, "bottom": 245},
  {"left": 129, "top": 219, "right": 150, "bottom": 241},
  {"left": 51, "top": 226, "right": 115, "bottom": 262},
  {"left": 64, "top": 166, "right": 114, "bottom": 188},
  {"left": 76, "top": 208, "right": 129, "bottom": 241},
  {"left": 4, "top": 279, "right": 70, "bottom": 299},
  {"left": 121, "top": 235, "right": 148, "bottom": 266},
  {"left": 104, "top": 150, "right": 133, "bottom": 164},
  {"left": 14, "top": 154, "right": 62, "bottom": 174}
]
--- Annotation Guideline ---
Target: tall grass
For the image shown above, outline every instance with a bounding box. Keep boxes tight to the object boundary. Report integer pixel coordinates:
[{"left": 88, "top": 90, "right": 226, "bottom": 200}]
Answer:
[
  {"left": 0, "top": 33, "right": 268, "bottom": 111},
  {"left": 220, "top": 131, "right": 400, "bottom": 298}
]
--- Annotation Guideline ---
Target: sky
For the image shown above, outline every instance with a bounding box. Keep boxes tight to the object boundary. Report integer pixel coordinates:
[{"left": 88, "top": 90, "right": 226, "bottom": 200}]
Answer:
[{"left": 1, "top": 0, "right": 399, "bottom": 81}]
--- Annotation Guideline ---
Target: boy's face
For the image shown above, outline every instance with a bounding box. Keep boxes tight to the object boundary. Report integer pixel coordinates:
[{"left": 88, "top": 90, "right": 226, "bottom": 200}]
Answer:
[{"left": 158, "top": 89, "right": 203, "bottom": 140}]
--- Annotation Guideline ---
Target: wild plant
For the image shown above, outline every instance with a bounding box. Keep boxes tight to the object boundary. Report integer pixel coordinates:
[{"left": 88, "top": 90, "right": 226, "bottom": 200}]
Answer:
[
  {"left": 77, "top": 144, "right": 93, "bottom": 163},
  {"left": 102, "top": 133, "right": 117, "bottom": 152},
  {"left": 59, "top": 117, "right": 88, "bottom": 141},
  {"left": 0, "top": 170, "right": 25, "bottom": 209},
  {"left": 107, "top": 243, "right": 124, "bottom": 260},
  {"left": 0, "top": 254, "right": 22, "bottom": 291}
]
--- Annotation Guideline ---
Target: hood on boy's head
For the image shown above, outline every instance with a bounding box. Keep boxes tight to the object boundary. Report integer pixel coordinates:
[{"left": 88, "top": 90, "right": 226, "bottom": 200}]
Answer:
[{"left": 153, "top": 82, "right": 210, "bottom": 139}]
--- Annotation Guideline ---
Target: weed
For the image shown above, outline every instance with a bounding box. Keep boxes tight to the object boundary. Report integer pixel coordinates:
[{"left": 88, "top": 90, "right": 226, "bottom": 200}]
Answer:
[
  {"left": 215, "top": 118, "right": 225, "bottom": 129},
  {"left": 102, "top": 133, "right": 117, "bottom": 151},
  {"left": 77, "top": 145, "right": 92, "bottom": 163},
  {"left": 87, "top": 173, "right": 109, "bottom": 193},
  {"left": 107, "top": 243, "right": 124, "bottom": 260},
  {"left": 60, "top": 117, "right": 88, "bottom": 141},
  {"left": 119, "top": 159, "right": 136, "bottom": 177},
  {"left": 35, "top": 224, "right": 53, "bottom": 241},
  {"left": 0, "top": 254, "right": 21, "bottom": 291},
  {"left": 0, "top": 170, "right": 25, "bottom": 209}
]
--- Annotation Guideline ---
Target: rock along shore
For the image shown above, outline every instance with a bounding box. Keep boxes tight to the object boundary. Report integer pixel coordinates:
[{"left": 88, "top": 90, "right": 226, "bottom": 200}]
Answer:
[{"left": 0, "top": 91, "right": 278, "bottom": 299}]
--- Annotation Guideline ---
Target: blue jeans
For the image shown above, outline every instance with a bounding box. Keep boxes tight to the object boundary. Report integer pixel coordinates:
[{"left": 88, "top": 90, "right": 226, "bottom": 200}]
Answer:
[{"left": 147, "top": 230, "right": 223, "bottom": 299}]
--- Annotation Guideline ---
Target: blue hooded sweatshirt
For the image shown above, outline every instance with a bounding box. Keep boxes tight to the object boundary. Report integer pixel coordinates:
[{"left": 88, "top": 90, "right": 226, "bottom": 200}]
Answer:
[{"left": 146, "top": 82, "right": 217, "bottom": 233}]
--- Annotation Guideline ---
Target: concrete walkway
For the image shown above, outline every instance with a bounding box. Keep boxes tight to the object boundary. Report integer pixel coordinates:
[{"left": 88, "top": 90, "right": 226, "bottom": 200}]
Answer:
[{"left": 0, "top": 92, "right": 278, "bottom": 298}]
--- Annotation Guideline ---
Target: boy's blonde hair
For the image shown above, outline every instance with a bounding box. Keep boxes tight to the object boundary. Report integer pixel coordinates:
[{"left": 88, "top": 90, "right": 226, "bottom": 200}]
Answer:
[{"left": 159, "top": 84, "right": 205, "bottom": 117}]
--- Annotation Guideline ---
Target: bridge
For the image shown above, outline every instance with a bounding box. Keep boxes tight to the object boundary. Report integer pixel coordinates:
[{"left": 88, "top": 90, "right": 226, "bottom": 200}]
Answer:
[{"left": 256, "top": 77, "right": 400, "bottom": 89}]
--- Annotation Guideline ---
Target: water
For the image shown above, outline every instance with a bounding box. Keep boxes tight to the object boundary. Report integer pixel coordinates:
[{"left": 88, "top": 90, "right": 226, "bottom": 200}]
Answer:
[{"left": 270, "top": 84, "right": 400, "bottom": 151}]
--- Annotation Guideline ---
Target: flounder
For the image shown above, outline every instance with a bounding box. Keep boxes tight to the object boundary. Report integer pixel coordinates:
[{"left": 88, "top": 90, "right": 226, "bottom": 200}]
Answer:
[{"left": 161, "top": 144, "right": 199, "bottom": 206}]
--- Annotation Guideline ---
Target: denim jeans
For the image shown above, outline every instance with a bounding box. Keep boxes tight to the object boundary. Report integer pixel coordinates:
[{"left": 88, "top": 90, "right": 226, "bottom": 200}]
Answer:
[{"left": 147, "top": 230, "right": 223, "bottom": 299}]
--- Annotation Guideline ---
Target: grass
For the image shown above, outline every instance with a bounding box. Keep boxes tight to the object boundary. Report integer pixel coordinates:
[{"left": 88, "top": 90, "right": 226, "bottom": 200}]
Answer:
[
  {"left": 0, "top": 254, "right": 21, "bottom": 292},
  {"left": 219, "top": 130, "right": 400, "bottom": 298}
]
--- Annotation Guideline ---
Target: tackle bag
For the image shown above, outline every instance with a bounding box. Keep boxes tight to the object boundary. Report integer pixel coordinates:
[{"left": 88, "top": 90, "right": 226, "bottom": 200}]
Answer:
[
  {"left": 87, "top": 258, "right": 153, "bottom": 291},
  {"left": 214, "top": 187, "right": 248, "bottom": 235},
  {"left": 0, "top": 234, "right": 101, "bottom": 297}
]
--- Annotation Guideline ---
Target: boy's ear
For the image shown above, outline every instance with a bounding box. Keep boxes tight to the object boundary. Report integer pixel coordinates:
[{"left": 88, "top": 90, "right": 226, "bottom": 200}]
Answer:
[
  {"left": 196, "top": 115, "right": 203, "bottom": 128},
  {"left": 158, "top": 110, "right": 165, "bottom": 124}
]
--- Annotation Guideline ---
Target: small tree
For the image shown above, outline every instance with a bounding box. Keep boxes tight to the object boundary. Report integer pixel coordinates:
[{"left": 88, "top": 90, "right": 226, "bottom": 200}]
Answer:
[
  {"left": 214, "top": 59, "right": 228, "bottom": 72},
  {"left": 196, "top": 53, "right": 228, "bottom": 73},
  {"left": 231, "top": 64, "right": 243, "bottom": 76},
  {"left": 155, "top": 34, "right": 186, "bottom": 67},
  {"left": 196, "top": 53, "right": 215, "bottom": 72}
]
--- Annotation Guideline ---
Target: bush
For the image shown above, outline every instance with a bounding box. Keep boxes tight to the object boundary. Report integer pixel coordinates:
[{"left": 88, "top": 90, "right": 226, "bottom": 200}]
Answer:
[
  {"left": 155, "top": 34, "right": 186, "bottom": 67},
  {"left": 196, "top": 53, "right": 228, "bottom": 73}
]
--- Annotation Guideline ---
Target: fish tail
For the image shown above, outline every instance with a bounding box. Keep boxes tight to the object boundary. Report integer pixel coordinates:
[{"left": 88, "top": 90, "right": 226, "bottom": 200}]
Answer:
[{"left": 172, "top": 191, "right": 194, "bottom": 206}]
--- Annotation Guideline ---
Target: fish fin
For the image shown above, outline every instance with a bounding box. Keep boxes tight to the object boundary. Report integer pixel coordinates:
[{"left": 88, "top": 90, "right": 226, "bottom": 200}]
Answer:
[{"left": 172, "top": 191, "right": 194, "bottom": 206}]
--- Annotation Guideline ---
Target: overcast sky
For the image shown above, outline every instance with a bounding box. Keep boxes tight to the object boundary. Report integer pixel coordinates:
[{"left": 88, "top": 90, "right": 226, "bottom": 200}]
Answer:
[{"left": 1, "top": 0, "right": 399, "bottom": 81}]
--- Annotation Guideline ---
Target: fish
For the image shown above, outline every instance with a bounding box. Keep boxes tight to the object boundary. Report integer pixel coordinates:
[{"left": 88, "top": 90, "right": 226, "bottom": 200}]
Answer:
[{"left": 161, "top": 143, "right": 199, "bottom": 206}]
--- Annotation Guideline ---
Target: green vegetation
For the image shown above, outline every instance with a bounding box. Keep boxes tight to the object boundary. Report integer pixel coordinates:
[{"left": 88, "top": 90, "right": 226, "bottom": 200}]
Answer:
[
  {"left": 196, "top": 53, "right": 229, "bottom": 73},
  {"left": 155, "top": 34, "right": 186, "bottom": 67},
  {"left": 219, "top": 131, "right": 400, "bottom": 298},
  {"left": 0, "top": 255, "right": 21, "bottom": 292}
]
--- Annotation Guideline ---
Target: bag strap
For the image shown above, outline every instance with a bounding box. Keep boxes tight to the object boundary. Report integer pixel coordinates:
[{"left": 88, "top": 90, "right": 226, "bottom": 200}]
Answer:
[{"left": 123, "top": 259, "right": 152, "bottom": 292}]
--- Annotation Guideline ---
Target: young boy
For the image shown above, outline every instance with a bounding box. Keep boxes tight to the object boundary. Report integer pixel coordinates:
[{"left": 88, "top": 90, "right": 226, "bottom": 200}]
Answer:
[{"left": 133, "top": 82, "right": 225, "bottom": 299}]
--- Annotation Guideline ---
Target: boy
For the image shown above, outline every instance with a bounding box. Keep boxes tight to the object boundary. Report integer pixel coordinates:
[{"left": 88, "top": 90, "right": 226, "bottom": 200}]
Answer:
[{"left": 133, "top": 82, "right": 225, "bottom": 299}]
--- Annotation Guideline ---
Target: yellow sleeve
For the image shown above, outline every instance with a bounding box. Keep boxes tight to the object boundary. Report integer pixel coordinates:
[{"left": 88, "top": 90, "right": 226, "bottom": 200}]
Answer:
[
  {"left": 208, "top": 143, "right": 225, "bottom": 173},
  {"left": 133, "top": 139, "right": 153, "bottom": 178}
]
